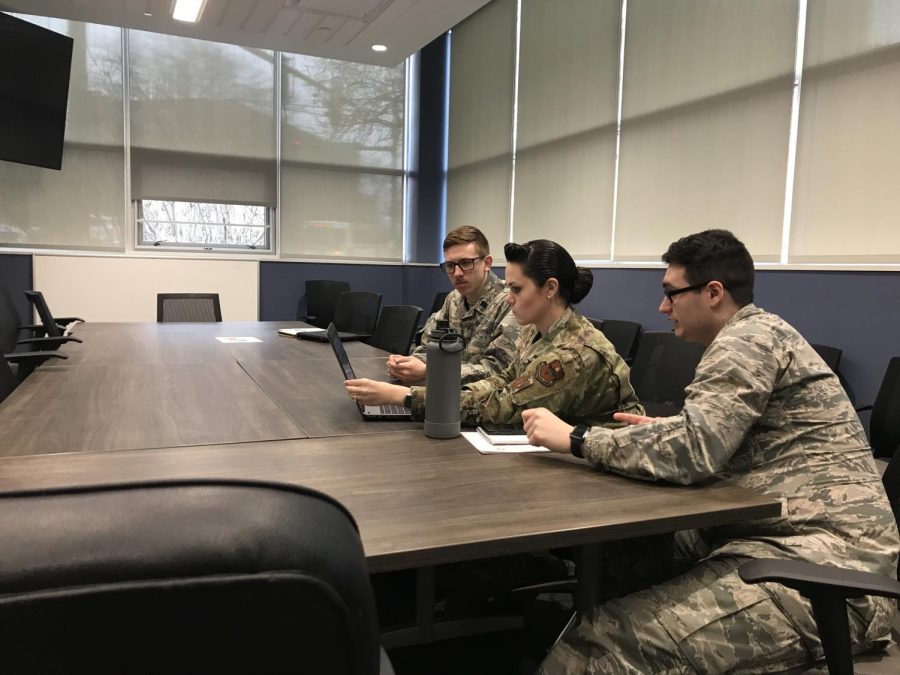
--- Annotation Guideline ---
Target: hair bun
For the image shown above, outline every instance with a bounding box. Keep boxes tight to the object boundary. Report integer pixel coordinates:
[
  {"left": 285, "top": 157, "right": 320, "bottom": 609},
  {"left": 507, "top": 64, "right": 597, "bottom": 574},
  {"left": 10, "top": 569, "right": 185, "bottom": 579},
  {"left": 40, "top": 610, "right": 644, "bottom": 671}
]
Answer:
[{"left": 571, "top": 267, "right": 594, "bottom": 304}]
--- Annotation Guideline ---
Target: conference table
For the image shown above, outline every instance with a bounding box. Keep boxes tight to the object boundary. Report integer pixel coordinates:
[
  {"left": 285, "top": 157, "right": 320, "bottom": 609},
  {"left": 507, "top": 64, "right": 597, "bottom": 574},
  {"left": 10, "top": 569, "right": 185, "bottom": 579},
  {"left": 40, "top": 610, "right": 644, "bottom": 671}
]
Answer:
[{"left": 0, "top": 321, "right": 780, "bottom": 644}]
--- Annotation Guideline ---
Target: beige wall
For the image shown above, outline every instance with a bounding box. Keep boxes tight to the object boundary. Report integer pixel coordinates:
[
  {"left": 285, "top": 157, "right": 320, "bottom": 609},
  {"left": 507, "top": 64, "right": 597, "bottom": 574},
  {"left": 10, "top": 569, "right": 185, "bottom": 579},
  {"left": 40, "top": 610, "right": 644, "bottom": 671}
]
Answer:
[{"left": 33, "top": 255, "right": 259, "bottom": 322}]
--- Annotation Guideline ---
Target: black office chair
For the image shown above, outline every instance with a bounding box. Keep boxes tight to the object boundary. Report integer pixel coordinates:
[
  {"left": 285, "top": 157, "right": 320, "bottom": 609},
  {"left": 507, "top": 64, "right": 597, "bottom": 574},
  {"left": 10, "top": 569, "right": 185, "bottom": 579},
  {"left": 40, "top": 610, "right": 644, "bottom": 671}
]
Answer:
[
  {"left": 157, "top": 293, "right": 222, "bottom": 323},
  {"left": 811, "top": 343, "right": 843, "bottom": 373},
  {"left": 428, "top": 291, "right": 450, "bottom": 317},
  {"left": 857, "top": 357, "right": 900, "bottom": 460},
  {"left": 1, "top": 287, "right": 73, "bottom": 378},
  {"left": 333, "top": 291, "right": 382, "bottom": 339},
  {"left": 629, "top": 331, "right": 706, "bottom": 417},
  {"left": 596, "top": 319, "right": 642, "bottom": 363},
  {"left": 0, "top": 479, "right": 391, "bottom": 674},
  {"left": 740, "top": 450, "right": 900, "bottom": 675},
  {"left": 299, "top": 280, "right": 351, "bottom": 327},
  {"left": 23, "top": 289, "right": 83, "bottom": 337},
  {"left": 0, "top": 358, "right": 19, "bottom": 404},
  {"left": 367, "top": 305, "right": 422, "bottom": 355}
]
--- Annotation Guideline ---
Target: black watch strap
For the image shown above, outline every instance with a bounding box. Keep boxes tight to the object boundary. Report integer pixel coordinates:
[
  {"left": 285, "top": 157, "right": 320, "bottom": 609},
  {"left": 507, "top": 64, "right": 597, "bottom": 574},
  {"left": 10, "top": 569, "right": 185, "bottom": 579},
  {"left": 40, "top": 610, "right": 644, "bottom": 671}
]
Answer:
[
  {"left": 403, "top": 393, "right": 413, "bottom": 409},
  {"left": 569, "top": 425, "right": 589, "bottom": 458}
]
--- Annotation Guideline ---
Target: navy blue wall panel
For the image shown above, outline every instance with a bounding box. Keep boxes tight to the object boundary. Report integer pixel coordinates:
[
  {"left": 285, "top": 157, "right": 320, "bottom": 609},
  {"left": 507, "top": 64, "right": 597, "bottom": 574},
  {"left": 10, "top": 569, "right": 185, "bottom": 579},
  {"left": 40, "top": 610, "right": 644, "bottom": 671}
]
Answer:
[
  {"left": 0, "top": 253, "right": 34, "bottom": 323},
  {"left": 404, "top": 265, "right": 450, "bottom": 315},
  {"left": 259, "top": 261, "right": 409, "bottom": 321}
]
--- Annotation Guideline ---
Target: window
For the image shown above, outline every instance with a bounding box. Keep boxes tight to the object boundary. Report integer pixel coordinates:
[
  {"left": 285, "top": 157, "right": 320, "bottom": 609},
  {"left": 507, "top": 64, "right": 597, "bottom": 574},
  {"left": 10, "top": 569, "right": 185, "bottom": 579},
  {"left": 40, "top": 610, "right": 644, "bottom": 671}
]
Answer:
[{"left": 136, "top": 200, "right": 270, "bottom": 250}]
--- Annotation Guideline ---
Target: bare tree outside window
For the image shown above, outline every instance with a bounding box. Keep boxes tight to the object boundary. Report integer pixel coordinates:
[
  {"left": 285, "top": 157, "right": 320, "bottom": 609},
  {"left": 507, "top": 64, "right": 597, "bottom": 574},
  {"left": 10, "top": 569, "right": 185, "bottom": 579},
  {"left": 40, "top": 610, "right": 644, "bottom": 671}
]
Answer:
[{"left": 138, "top": 200, "right": 269, "bottom": 248}]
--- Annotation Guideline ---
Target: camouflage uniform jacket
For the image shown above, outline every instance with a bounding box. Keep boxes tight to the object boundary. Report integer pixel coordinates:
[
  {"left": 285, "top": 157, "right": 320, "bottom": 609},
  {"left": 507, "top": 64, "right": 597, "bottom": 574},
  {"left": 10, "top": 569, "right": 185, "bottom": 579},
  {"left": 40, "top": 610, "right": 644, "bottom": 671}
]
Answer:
[
  {"left": 409, "top": 307, "right": 644, "bottom": 427},
  {"left": 581, "top": 304, "right": 899, "bottom": 641},
  {"left": 411, "top": 271, "right": 521, "bottom": 384}
]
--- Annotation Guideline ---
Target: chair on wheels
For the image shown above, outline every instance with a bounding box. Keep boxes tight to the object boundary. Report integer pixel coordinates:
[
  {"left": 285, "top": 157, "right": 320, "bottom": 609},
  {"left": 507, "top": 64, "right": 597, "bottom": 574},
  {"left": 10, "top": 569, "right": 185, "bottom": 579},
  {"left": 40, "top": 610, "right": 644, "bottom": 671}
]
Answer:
[
  {"left": 596, "top": 319, "right": 642, "bottom": 363},
  {"left": 332, "top": 291, "right": 382, "bottom": 339},
  {"left": 629, "top": 331, "right": 706, "bottom": 417},
  {"left": 157, "top": 293, "right": 222, "bottom": 323},
  {"left": 740, "top": 450, "right": 900, "bottom": 675},
  {"left": 857, "top": 356, "right": 900, "bottom": 460},
  {"left": 1, "top": 287, "right": 74, "bottom": 378},
  {"left": 299, "top": 280, "right": 351, "bottom": 328},
  {"left": 0, "top": 479, "right": 392, "bottom": 674},
  {"left": 367, "top": 305, "right": 422, "bottom": 356}
]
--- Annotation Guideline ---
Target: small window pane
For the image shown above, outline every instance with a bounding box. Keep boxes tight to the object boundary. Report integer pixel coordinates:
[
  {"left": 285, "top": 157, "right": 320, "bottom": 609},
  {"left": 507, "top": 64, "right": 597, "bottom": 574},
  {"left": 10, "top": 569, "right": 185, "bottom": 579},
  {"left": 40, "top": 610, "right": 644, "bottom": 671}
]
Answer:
[{"left": 138, "top": 200, "right": 269, "bottom": 249}]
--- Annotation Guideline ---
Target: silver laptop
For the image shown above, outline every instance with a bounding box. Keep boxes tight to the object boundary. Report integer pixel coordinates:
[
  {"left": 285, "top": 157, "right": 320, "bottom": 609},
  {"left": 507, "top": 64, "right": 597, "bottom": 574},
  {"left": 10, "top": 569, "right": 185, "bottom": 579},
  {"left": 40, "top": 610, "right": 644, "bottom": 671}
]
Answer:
[{"left": 326, "top": 323, "right": 412, "bottom": 421}]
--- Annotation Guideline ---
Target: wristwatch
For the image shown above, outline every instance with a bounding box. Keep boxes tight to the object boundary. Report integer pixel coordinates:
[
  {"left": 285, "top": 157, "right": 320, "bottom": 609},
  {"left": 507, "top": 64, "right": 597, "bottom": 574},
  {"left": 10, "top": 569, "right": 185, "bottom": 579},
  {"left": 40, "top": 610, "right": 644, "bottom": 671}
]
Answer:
[
  {"left": 569, "top": 425, "right": 589, "bottom": 458},
  {"left": 402, "top": 393, "right": 413, "bottom": 409}
]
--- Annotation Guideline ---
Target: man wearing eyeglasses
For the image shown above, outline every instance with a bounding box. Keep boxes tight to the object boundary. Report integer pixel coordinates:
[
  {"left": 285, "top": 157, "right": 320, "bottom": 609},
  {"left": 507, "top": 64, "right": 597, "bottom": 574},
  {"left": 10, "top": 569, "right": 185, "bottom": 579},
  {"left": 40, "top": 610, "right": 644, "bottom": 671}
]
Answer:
[
  {"left": 523, "top": 229, "right": 898, "bottom": 674},
  {"left": 387, "top": 225, "right": 521, "bottom": 384}
]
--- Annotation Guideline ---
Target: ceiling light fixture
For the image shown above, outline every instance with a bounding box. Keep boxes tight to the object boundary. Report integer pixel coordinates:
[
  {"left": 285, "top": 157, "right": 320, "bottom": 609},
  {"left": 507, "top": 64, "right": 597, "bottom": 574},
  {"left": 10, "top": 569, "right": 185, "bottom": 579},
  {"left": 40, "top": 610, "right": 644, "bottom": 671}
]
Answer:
[
  {"left": 371, "top": 44, "right": 387, "bottom": 52},
  {"left": 172, "top": 0, "right": 207, "bottom": 23}
]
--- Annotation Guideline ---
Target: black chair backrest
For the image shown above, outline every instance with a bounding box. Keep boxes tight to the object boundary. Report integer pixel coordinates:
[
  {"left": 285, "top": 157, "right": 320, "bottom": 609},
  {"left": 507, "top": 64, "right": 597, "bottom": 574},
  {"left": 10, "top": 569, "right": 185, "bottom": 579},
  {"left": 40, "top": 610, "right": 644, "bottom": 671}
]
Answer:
[
  {"left": 301, "top": 280, "right": 351, "bottom": 327},
  {"left": 598, "top": 319, "right": 642, "bottom": 362},
  {"left": 587, "top": 317, "right": 604, "bottom": 332},
  {"left": 367, "top": 305, "right": 422, "bottom": 355},
  {"left": 23, "top": 290, "right": 63, "bottom": 337},
  {"left": 871, "top": 357, "right": 900, "bottom": 459},
  {"left": 811, "top": 343, "right": 843, "bottom": 372},
  {"left": 333, "top": 292, "right": 382, "bottom": 335},
  {"left": 629, "top": 331, "right": 706, "bottom": 417},
  {"left": 0, "top": 480, "right": 380, "bottom": 674},
  {"left": 157, "top": 293, "right": 222, "bottom": 323},
  {"left": 429, "top": 291, "right": 450, "bottom": 316}
]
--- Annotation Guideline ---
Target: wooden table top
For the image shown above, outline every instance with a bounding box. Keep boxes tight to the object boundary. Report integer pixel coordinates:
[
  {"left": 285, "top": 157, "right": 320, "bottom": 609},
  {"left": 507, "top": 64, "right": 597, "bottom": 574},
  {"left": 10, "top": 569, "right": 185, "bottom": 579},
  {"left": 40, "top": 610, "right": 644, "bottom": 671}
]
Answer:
[
  {"left": 0, "top": 321, "right": 781, "bottom": 573},
  {"left": 0, "top": 321, "right": 407, "bottom": 455},
  {"left": 0, "top": 432, "right": 781, "bottom": 572}
]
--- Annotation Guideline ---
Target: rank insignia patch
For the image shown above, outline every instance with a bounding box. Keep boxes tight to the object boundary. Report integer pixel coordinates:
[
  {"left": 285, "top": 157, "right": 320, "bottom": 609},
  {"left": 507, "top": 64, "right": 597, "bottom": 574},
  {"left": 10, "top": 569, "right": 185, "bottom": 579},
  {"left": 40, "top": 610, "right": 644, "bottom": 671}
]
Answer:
[{"left": 536, "top": 359, "right": 565, "bottom": 386}]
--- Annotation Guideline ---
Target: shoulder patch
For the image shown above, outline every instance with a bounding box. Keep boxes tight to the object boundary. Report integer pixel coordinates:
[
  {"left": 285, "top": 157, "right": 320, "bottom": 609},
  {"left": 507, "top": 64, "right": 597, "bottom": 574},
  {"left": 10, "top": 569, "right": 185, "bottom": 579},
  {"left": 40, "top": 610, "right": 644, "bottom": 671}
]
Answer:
[{"left": 536, "top": 359, "right": 565, "bottom": 386}]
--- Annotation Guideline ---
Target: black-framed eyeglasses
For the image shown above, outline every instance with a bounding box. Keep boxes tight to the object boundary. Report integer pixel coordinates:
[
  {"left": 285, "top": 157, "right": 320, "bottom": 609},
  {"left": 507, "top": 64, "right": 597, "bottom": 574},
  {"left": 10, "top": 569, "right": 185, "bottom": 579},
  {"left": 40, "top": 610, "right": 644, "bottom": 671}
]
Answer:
[
  {"left": 663, "top": 280, "right": 712, "bottom": 302},
  {"left": 440, "top": 256, "right": 485, "bottom": 274}
]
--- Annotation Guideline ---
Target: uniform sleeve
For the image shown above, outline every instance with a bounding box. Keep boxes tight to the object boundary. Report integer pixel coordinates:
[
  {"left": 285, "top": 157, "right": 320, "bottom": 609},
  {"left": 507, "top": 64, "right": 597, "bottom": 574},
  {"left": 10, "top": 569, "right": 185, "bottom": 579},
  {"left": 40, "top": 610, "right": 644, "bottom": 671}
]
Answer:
[
  {"left": 460, "top": 310, "right": 522, "bottom": 384},
  {"left": 582, "top": 328, "right": 783, "bottom": 485},
  {"left": 459, "top": 346, "right": 603, "bottom": 426}
]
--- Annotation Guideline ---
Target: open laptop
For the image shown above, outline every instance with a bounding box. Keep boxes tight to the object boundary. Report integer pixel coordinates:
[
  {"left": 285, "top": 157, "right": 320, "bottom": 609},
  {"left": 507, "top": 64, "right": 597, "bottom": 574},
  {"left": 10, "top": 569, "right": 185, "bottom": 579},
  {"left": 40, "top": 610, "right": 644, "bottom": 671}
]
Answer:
[{"left": 326, "top": 323, "right": 412, "bottom": 421}]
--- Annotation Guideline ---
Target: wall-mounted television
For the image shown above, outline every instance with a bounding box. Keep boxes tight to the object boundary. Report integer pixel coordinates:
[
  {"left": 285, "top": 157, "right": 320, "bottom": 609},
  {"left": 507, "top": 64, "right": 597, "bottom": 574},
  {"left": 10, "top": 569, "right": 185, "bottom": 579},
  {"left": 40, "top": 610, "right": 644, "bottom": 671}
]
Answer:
[{"left": 0, "top": 12, "right": 73, "bottom": 170}]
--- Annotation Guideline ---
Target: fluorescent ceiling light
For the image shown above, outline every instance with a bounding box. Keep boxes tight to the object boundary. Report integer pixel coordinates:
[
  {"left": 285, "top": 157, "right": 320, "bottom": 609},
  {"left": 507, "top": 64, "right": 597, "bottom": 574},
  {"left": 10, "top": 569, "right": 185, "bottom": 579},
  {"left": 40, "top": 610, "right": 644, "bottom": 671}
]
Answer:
[
  {"left": 371, "top": 44, "right": 387, "bottom": 52},
  {"left": 172, "top": 0, "right": 206, "bottom": 23}
]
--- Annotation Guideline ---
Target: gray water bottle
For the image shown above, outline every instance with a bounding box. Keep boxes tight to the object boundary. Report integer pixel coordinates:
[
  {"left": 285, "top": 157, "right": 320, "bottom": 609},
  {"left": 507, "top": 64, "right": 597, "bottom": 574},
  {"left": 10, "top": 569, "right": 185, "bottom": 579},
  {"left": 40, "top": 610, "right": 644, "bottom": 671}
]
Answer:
[{"left": 424, "top": 320, "right": 465, "bottom": 439}]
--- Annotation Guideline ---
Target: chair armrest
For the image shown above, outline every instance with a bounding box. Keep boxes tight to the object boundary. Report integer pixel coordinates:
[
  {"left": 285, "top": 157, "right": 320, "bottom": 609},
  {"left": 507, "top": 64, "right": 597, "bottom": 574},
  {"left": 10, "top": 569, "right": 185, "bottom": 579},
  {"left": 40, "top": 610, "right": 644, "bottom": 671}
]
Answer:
[
  {"left": 739, "top": 558, "right": 900, "bottom": 600},
  {"left": 855, "top": 404, "right": 873, "bottom": 412},
  {"left": 5, "top": 350, "right": 69, "bottom": 364},
  {"left": 17, "top": 336, "right": 83, "bottom": 347},
  {"left": 54, "top": 316, "right": 84, "bottom": 324}
]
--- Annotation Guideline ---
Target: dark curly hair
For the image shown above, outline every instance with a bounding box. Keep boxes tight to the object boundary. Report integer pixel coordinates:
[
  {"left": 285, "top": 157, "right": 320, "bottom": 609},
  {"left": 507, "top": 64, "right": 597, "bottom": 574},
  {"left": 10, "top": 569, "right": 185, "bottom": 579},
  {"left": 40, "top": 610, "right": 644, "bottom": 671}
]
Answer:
[
  {"left": 662, "top": 229, "right": 754, "bottom": 306},
  {"left": 504, "top": 239, "right": 593, "bottom": 305}
]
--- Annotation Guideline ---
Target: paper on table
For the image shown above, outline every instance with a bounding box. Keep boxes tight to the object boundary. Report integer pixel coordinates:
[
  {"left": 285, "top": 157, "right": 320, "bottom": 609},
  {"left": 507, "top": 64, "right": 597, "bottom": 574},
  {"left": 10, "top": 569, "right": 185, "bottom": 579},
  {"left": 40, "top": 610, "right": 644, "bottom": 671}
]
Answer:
[
  {"left": 278, "top": 327, "right": 323, "bottom": 336},
  {"left": 215, "top": 337, "right": 262, "bottom": 343},
  {"left": 462, "top": 431, "right": 549, "bottom": 454}
]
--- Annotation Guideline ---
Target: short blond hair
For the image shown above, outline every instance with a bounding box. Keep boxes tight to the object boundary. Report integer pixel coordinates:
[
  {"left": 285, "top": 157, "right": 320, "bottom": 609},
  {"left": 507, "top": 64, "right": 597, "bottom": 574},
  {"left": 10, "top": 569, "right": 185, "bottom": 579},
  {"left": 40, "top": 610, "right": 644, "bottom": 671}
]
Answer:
[{"left": 443, "top": 226, "right": 490, "bottom": 257}]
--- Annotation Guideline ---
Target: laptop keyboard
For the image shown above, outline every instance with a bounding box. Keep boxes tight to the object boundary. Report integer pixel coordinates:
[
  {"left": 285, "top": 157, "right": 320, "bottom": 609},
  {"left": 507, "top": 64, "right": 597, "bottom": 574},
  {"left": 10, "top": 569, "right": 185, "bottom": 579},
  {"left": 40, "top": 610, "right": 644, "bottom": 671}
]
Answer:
[{"left": 378, "top": 404, "right": 410, "bottom": 416}]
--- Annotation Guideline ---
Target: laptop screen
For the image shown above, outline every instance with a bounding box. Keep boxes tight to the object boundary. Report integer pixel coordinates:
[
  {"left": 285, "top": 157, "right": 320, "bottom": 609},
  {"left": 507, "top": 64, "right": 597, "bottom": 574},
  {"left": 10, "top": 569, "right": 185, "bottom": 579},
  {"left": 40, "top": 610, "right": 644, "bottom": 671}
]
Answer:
[{"left": 327, "top": 323, "right": 356, "bottom": 381}]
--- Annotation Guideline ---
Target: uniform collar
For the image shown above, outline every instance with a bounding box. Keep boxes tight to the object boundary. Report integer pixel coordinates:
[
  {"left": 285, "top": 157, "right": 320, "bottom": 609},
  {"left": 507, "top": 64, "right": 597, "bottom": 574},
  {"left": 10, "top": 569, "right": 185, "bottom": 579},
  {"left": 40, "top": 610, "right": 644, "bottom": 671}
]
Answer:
[
  {"left": 465, "top": 271, "right": 504, "bottom": 312},
  {"left": 536, "top": 307, "right": 574, "bottom": 342},
  {"left": 723, "top": 303, "right": 761, "bottom": 329}
]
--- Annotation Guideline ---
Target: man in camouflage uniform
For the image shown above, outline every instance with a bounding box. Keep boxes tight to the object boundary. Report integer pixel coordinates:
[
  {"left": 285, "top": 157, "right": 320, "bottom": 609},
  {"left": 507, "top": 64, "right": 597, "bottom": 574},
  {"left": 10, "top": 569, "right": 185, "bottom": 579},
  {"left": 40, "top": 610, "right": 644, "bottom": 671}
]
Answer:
[
  {"left": 407, "top": 305, "right": 643, "bottom": 427},
  {"left": 523, "top": 229, "right": 899, "bottom": 673},
  {"left": 387, "top": 225, "right": 521, "bottom": 385}
]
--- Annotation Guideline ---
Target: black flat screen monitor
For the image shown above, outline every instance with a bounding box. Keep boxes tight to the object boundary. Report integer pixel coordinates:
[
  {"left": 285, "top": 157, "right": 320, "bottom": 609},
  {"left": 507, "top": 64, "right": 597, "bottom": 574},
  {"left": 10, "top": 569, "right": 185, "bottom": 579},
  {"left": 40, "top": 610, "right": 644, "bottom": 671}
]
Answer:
[{"left": 0, "top": 12, "right": 73, "bottom": 170}]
